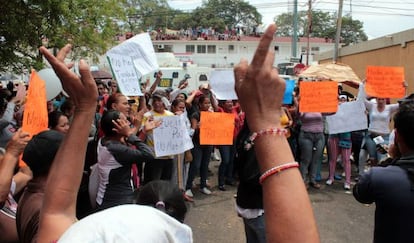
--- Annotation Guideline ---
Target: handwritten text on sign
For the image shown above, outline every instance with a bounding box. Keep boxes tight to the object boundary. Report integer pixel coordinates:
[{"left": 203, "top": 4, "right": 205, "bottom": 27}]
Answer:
[
  {"left": 365, "top": 66, "right": 405, "bottom": 98},
  {"left": 200, "top": 112, "right": 234, "bottom": 145},
  {"left": 107, "top": 53, "right": 143, "bottom": 96},
  {"left": 21, "top": 70, "right": 49, "bottom": 167},
  {"left": 299, "top": 81, "right": 338, "bottom": 113},
  {"left": 153, "top": 114, "right": 194, "bottom": 157}
]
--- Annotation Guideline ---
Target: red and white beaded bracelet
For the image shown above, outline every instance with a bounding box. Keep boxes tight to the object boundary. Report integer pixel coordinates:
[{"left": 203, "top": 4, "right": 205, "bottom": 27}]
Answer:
[
  {"left": 259, "top": 162, "right": 299, "bottom": 184},
  {"left": 249, "top": 127, "right": 288, "bottom": 145}
]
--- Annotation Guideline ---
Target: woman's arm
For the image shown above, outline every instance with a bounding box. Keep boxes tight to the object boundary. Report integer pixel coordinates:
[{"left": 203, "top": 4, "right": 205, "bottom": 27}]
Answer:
[
  {"left": 282, "top": 107, "right": 293, "bottom": 127},
  {"left": 107, "top": 137, "right": 154, "bottom": 165},
  {"left": 0, "top": 130, "right": 30, "bottom": 206},
  {"left": 12, "top": 164, "right": 32, "bottom": 195},
  {"left": 37, "top": 44, "right": 98, "bottom": 242},
  {"left": 233, "top": 23, "right": 319, "bottom": 243},
  {"left": 149, "top": 71, "right": 162, "bottom": 94}
]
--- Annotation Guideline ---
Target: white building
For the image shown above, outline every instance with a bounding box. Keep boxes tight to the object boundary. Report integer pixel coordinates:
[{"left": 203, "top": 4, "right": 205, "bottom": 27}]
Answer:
[{"left": 151, "top": 36, "right": 336, "bottom": 69}]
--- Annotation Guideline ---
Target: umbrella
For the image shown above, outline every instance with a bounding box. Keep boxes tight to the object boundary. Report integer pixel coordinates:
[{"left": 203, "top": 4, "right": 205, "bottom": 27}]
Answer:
[
  {"left": 91, "top": 70, "right": 112, "bottom": 80},
  {"left": 299, "top": 62, "right": 361, "bottom": 88}
]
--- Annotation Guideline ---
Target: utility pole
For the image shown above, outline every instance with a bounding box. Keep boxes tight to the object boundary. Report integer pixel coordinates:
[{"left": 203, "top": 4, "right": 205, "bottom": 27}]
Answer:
[
  {"left": 292, "top": 0, "right": 298, "bottom": 58},
  {"left": 306, "top": 0, "right": 312, "bottom": 65},
  {"left": 334, "top": 0, "right": 344, "bottom": 63}
]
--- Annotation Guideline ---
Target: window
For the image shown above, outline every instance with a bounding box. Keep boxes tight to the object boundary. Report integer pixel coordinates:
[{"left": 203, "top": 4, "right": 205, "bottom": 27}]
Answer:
[
  {"left": 229, "top": 45, "right": 235, "bottom": 53},
  {"left": 186, "top": 45, "right": 195, "bottom": 53},
  {"left": 164, "top": 45, "right": 173, "bottom": 52},
  {"left": 274, "top": 46, "right": 279, "bottom": 51},
  {"left": 207, "top": 45, "right": 216, "bottom": 54},
  {"left": 311, "top": 46, "right": 320, "bottom": 52},
  {"left": 197, "top": 45, "right": 206, "bottom": 53},
  {"left": 301, "top": 46, "right": 307, "bottom": 53},
  {"left": 172, "top": 72, "right": 179, "bottom": 78}
]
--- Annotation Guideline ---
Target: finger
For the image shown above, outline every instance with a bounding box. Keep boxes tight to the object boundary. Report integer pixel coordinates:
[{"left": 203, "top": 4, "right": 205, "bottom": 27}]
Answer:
[
  {"left": 111, "top": 119, "right": 121, "bottom": 127},
  {"left": 234, "top": 59, "right": 248, "bottom": 95},
  {"left": 79, "top": 59, "right": 97, "bottom": 92},
  {"left": 66, "top": 62, "right": 75, "bottom": 69},
  {"left": 40, "top": 47, "right": 75, "bottom": 82},
  {"left": 39, "top": 46, "right": 59, "bottom": 67},
  {"left": 56, "top": 44, "right": 72, "bottom": 62},
  {"left": 263, "top": 49, "right": 276, "bottom": 69},
  {"left": 250, "top": 23, "right": 277, "bottom": 68}
]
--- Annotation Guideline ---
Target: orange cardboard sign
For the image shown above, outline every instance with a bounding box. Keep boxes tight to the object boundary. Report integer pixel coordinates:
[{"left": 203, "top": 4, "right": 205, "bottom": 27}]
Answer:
[
  {"left": 299, "top": 81, "right": 338, "bottom": 113},
  {"left": 365, "top": 66, "right": 405, "bottom": 98},
  {"left": 200, "top": 112, "right": 234, "bottom": 145},
  {"left": 20, "top": 70, "right": 49, "bottom": 167}
]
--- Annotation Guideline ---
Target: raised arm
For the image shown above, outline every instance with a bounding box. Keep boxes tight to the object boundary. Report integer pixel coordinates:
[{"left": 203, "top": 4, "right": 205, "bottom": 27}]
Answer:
[
  {"left": 37, "top": 44, "right": 98, "bottom": 242},
  {"left": 233, "top": 23, "right": 319, "bottom": 243},
  {"left": 149, "top": 71, "right": 162, "bottom": 94},
  {"left": 0, "top": 130, "right": 30, "bottom": 206}
]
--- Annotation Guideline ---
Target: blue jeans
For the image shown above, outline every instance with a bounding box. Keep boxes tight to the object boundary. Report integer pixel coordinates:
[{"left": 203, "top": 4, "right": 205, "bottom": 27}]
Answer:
[
  {"left": 243, "top": 215, "right": 266, "bottom": 243},
  {"left": 218, "top": 144, "right": 235, "bottom": 186},
  {"left": 186, "top": 144, "right": 213, "bottom": 190},
  {"left": 299, "top": 131, "right": 325, "bottom": 184}
]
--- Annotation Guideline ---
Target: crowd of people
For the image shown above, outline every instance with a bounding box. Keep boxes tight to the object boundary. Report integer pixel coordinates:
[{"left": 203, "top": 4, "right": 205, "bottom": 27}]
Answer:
[{"left": 0, "top": 23, "right": 413, "bottom": 242}]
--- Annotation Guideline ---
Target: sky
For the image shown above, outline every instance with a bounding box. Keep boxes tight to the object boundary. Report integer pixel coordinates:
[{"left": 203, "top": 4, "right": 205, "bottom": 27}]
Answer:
[{"left": 167, "top": 0, "right": 414, "bottom": 39}]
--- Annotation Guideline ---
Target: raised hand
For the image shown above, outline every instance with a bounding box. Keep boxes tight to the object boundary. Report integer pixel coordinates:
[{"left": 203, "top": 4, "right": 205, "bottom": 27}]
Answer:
[
  {"left": 39, "top": 44, "right": 97, "bottom": 113},
  {"left": 144, "top": 119, "right": 162, "bottom": 132},
  {"left": 233, "top": 24, "right": 285, "bottom": 132},
  {"left": 112, "top": 118, "right": 133, "bottom": 137},
  {"left": 6, "top": 129, "right": 30, "bottom": 157}
]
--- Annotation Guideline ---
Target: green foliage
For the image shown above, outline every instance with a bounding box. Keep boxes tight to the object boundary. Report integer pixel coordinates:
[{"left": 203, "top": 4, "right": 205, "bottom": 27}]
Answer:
[
  {"left": 0, "top": 0, "right": 127, "bottom": 73},
  {"left": 340, "top": 15, "right": 368, "bottom": 45},
  {"left": 274, "top": 10, "right": 367, "bottom": 45},
  {"left": 0, "top": 0, "right": 263, "bottom": 73},
  {"left": 190, "top": 0, "right": 261, "bottom": 32}
]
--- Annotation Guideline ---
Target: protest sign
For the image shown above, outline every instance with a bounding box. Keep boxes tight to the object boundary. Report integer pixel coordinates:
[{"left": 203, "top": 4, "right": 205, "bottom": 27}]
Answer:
[
  {"left": 200, "top": 112, "right": 234, "bottom": 145},
  {"left": 365, "top": 66, "right": 405, "bottom": 98},
  {"left": 283, "top": 80, "right": 295, "bottom": 105},
  {"left": 21, "top": 70, "right": 49, "bottom": 167},
  {"left": 299, "top": 81, "right": 338, "bottom": 113},
  {"left": 106, "top": 33, "right": 158, "bottom": 76},
  {"left": 326, "top": 100, "right": 368, "bottom": 134},
  {"left": 209, "top": 70, "right": 238, "bottom": 100},
  {"left": 107, "top": 53, "right": 143, "bottom": 96},
  {"left": 153, "top": 114, "right": 193, "bottom": 157}
]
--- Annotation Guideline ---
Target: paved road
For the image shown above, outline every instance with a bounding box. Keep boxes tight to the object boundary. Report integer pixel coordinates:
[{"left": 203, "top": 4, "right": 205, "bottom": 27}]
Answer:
[{"left": 185, "top": 159, "right": 375, "bottom": 243}]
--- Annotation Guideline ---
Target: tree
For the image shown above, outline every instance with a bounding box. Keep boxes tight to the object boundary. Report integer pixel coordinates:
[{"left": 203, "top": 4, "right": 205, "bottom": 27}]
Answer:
[
  {"left": 178, "top": 0, "right": 261, "bottom": 33},
  {"left": 0, "top": 0, "right": 127, "bottom": 73},
  {"left": 123, "top": 0, "right": 178, "bottom": 33},
  {"left": 340, "top": 15, "right": 368, "bottom": 45},
  {"left": 274, "top": 10, "right": 367, "bottom": 45}
]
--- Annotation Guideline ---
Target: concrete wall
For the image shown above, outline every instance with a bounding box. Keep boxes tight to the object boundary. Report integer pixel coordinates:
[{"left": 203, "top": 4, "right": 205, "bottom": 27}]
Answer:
[{"left": 316, "top": 28, "right": 414, "bottom": 96}]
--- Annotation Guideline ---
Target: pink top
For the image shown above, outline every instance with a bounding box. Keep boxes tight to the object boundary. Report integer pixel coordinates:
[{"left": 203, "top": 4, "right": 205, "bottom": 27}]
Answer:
[{"left": 300, "top": 112, "right": 324, "bottom": 133}]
